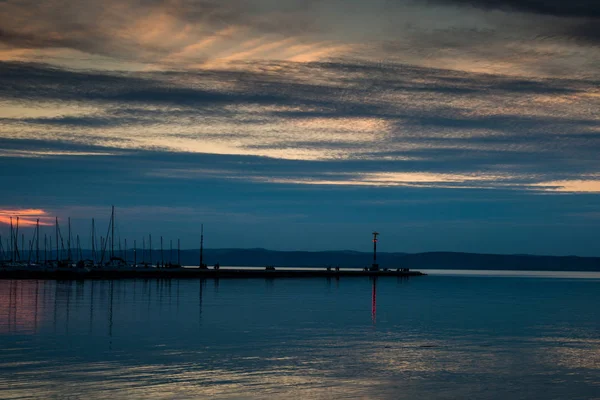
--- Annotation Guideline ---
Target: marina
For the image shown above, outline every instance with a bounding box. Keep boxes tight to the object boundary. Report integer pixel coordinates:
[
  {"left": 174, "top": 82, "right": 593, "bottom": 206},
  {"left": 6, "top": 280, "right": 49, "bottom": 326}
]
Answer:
[{"left": 0, "top": 206, "right": 425, "bottom": 280}]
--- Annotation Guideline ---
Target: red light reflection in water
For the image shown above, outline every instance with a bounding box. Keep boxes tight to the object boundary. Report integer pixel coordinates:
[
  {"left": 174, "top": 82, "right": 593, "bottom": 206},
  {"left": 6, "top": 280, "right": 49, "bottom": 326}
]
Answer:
[{"left": 371, "top": 278, "right": 377, "bottom": 325}]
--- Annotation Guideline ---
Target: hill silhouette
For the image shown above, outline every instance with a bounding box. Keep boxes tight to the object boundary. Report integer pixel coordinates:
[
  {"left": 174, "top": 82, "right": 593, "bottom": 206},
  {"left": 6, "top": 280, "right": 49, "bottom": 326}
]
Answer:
[{"left": 90, "top": 248, "right": 600, "bottom": 271}]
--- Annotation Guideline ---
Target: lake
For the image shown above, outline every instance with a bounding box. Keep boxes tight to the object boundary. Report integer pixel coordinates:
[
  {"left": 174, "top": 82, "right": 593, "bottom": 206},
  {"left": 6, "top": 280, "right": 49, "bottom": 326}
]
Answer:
[{"left": 1, "top": 270, "right": 600, "bottom": 399}]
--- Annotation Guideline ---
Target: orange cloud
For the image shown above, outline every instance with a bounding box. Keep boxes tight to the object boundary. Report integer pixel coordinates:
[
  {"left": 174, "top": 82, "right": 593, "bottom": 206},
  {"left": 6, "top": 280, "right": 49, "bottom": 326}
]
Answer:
[
  {"left": 0, "top": 209, "right": 53, "bottom": 227},
  {"left": 533, "top": 180, "right": 600, "bottom": 193},
  {"left": 287, "top": 44, "right": 352, "bottom": 63}
]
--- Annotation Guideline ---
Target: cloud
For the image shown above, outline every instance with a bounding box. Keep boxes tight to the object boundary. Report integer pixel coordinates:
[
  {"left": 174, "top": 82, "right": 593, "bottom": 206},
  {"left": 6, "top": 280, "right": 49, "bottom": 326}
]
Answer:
[
  {"left": 258, "top": 171, "right": 512, "bottom": 188},
  {"left": 0, "top": 149, "right": 119, "bottom": 158},
  {"left": 150, "top": 165, "right": 600, "bottom": 193},
  {"left": 430, "top": 0, "right": 600, "bottom": 19},
  {"left": 427, "top": 0, "right": 600, "bottom": 49},
  {"left": 533, "top": 179, "right": 600, "bottom": 193},
  {"left": 566, "top": 19, "right": 600, "bottom": 45},
  {"left": 0, "top": 60, "right": 598, "bottom": 184},
  {"left": 0, "top": 0, "right": 598, "bottom": 78},
  {"left": 0, "top": 209, "right": 53, "bottom": 226}
]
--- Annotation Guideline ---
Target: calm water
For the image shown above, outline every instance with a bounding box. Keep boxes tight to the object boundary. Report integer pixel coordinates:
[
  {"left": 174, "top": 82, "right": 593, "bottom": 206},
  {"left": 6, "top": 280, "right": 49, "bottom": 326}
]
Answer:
[{"left": 1, "top": 271, "right": 600, "bottom": 399}]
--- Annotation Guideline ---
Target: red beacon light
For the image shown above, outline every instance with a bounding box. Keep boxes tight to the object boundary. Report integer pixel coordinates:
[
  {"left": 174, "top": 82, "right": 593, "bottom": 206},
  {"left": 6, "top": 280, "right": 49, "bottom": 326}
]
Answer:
[{"left": 370, "top": 231, "right": 380, "bottom": 271}]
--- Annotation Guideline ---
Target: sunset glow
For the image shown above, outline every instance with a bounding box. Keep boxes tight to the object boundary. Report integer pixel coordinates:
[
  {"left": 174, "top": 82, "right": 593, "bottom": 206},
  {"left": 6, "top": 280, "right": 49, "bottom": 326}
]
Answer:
[{"left": 0, "top": 210, "right": 52, "bottom": 227}]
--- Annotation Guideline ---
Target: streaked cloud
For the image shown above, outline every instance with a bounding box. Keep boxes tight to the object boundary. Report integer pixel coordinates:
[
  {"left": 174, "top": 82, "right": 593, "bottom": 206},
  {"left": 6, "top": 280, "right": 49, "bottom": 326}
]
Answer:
[
  {"left": 0, "top": 209, "right": 53, "bottom": 226},
  {"left": 262, "top": 171, "right": 511, "bottom": 188},
  {"left": 0, "top": 149, "right": 120, "bottom": 158},
  {"left": 0, "top": 61, "right": 597, "bottom": 170},
  {"left": 0, "top": 0, "right": 599, "bottom": 77},
  {"left": 533, "top": 180, "right": 600, "bottom": 193}
]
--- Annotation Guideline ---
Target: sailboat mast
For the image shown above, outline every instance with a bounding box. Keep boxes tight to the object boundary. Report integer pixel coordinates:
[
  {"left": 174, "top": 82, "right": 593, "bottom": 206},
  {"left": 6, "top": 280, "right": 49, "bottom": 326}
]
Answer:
[
  {"left": 67, "top": 217, "right": 72, "bottom": 261},
  {"left": 199, "top": 224, "right": 204, "bottom": 268},
  {"left": 77, "top": 235, "right": 81, "bottom": 262},
  {"left": 15, "top": 217, "right": 20, "bottom": 261},
  {"left": 92, "top": 218, "right": 95, "bottom": 264},
  {"left": 111, "top": 205, "right": 115, "bottom": 259},
  {"left": 16, "top": 218, "right": 20, "bottom": 261},
  {"left": 36, "top": 219, "right": 40, "bottom": 263},
  {"left": 55, "top": 217, "right": 59, "bottom": 262},
  {"left": 10, "top": 217, "right": 13, "bottom": 262}
]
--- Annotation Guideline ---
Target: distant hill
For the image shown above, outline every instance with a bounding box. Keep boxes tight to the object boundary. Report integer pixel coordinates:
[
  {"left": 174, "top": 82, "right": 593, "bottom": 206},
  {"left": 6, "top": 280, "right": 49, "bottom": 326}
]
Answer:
[
  {"left": 44, "top": 248, "right": 600, "bottom": 271},
  {"left": 93, "top": 248, "right": 600, "bottom": 271}
]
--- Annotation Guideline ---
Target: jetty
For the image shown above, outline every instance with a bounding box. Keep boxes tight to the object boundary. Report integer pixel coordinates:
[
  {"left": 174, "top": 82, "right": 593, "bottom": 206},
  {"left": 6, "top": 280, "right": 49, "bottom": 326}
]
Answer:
[{"left": 0, "top": 266, "right": 426, "bottom": 280}]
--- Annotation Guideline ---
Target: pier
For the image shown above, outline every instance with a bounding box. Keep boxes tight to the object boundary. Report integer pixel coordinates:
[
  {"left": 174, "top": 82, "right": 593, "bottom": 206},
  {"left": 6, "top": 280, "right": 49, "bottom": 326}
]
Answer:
[{"left": 0, "top": 266, "right": 426, "bottom": 280}]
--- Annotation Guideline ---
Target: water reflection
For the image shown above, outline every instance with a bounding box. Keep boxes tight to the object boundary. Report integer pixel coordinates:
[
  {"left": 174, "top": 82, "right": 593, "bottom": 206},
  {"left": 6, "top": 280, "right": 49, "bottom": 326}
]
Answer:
[
  {"left": 89, "top": 280, "right": 95, "bottom": 334},
  {"left": 199, "top": 278, "right": 205, "bottom": 324},
  {"left": 108, "top": 280, "right": 114, "bottom": 340},
  {"left": 1, "top": 276, "right": 600, "bottom": 399},
  {"left": 2, "top": 277, "right": 383, "bottom": 337},
  {"left": 0, "top": 280, "right": 44, "bottom": 334},
  {"left": 371, "top": 277, "right": 377, "bottom": 325}
]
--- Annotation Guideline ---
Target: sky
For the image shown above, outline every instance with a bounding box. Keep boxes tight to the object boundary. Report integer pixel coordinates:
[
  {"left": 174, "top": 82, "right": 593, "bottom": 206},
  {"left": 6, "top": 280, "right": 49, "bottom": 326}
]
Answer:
[{"left": 0, "top": 0, "right": 599, "bottom": 256}]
